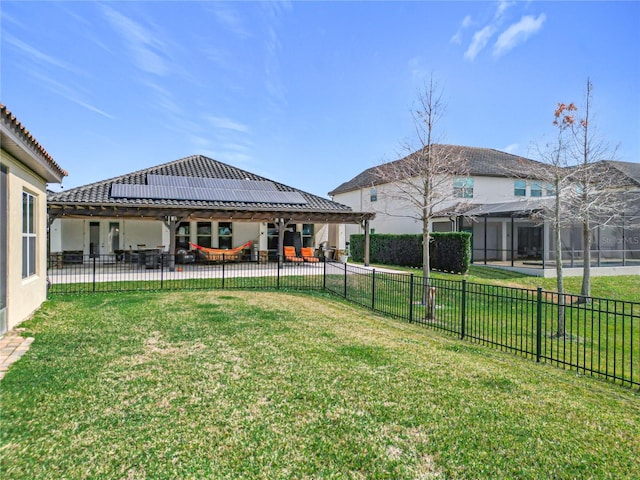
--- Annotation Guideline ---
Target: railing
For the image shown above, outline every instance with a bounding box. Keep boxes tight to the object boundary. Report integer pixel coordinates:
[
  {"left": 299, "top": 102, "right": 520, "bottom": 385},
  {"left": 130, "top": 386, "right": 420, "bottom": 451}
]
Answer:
[
  {"left": 47, "top": 252, "right": 325, "bottom": 294},
  {"left": 324, "top": 262, "right": 639, "bottom": 389},
  {"left": 472, "top": 247, "right": 640, "bottom": 268},
  {"left": 48, "top": 254, "right": 639, "bottom": 389}
]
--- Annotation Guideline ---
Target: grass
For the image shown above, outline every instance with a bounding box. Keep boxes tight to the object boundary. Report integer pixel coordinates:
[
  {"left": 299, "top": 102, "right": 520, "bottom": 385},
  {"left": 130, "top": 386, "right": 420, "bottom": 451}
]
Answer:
[
  {"left": 368, "top": 264, "right": 640, "bottom": 302},
  {"left": 2, "top": 290, "right": 639, "bottom": 479},
  {"left": 332, "top": 266, "right": 639, "bottom": 387}
]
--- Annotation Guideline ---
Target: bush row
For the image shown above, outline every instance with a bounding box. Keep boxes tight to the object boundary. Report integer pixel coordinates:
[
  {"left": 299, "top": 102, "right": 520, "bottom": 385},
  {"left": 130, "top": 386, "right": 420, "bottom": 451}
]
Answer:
[{"left": 349, "top": 232, "right": 471, "bottom": 274}]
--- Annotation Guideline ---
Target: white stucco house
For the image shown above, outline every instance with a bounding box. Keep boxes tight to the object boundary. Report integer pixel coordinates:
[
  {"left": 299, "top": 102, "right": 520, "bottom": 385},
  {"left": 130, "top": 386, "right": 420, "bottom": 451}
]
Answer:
[
  {"left": 1, "top": 104, "right": 67, "bottom": 335},
  {"left": 47, "top": 155, "right": 374, "bottom": 266},
  {"left": 329, "top": 145, "right": 640, "bottom": 276}
]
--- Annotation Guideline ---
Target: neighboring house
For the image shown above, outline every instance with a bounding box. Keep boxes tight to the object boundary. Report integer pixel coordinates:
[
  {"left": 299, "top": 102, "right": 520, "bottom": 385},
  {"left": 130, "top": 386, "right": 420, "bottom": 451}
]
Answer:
[
  {"left": 1, "top": 104, "right": 67, "bottom": 335},
  {"left": 329, "top": 144, "right": 552, "bottom": 246},
  {"left": 330, "top": 145, "right": 639, "bottom": 276},
  {"left": 48, "top": 155, "right": 374, "bottom": 264}
]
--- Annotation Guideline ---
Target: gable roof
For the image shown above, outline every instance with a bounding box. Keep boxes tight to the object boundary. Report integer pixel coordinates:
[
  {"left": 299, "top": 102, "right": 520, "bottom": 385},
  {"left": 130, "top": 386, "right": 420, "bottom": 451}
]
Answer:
[
  {"left": 328, "top": 145, "right": 547, "bottom": 196},
  {"left": 598, "top": 160, "right": 640, "bottom": 188},
  {"left": 48, "top": 155, "right": 373, "bottom": 223},
  {"left": 0, "top": 104, "right": 67, "bottom": 182}
]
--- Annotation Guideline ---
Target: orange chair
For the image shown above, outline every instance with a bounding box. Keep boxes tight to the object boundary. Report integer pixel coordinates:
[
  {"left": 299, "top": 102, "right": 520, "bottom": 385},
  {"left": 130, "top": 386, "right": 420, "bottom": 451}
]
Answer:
[
  {"left": 301, "top": 247, "right": 319, "bottom": 263},
  {"left": 283, "top": 246, "right": 303, "bottom": 263}
]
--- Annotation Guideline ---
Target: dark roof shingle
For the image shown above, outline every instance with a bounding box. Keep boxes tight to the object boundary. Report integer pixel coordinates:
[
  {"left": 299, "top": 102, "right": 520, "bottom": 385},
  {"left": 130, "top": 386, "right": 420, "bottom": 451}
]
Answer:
[
  {"left": 328, "top": 145, "right": 547, "bottom": 196},
  {"left": 49, "top": 154, "right": 352, "bottom": 212},
  {"left": 0, "top": 104, "right": 67, "bottom": 179}
]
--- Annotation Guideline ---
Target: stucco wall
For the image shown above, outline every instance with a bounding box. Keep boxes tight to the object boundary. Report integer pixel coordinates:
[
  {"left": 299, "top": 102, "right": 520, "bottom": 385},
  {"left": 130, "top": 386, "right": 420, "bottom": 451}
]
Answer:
[
  {"left": 1, "top": 151, "right": 49, "bottom": 331},
  {"left": 50, "top": 218, "right": 329, "bottom": 254},
  {"left": 333, "top": 175, "right": 550, "bottom": 237}
]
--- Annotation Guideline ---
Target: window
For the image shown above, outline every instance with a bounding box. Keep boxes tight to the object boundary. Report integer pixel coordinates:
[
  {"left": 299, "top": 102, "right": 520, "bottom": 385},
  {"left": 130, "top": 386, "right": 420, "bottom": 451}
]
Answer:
[
  {"left": 370, "top": 187, "right": 377, "bottom": 202},
  {"left": 302, "top": 224, "right": 314, "bottom": 247},
  {"left": 218, "top": 222, "right": 233, "bottom": 249},
  {"left": 22, "top": 191, "right": 36, "bottom": 278},
  {"left": 530, "top": 182, "right": 543, "bottom": 197},
  {"left": 197, "top": 222, "right": 213, "bottom": 248},
  {"left": 267, "top": 223, "right": 278, "bottom": 253},
  {"left": 514, "top": 180, "right": 526, "bottom": 196},
  {"left": 545, "top": 183, "right": 556, "bottom": 196},
  {"left": 453, "top": 177, "right": 474, "bottom": 198},
  {"left": 176, "top": 222, "right": 191, "bottom": 249}
]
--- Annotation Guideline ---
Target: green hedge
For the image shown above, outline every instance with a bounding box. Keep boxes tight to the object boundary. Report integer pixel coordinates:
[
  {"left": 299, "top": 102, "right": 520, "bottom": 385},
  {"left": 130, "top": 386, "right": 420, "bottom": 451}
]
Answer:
[{"left": 350, "top": 232, "right": 471, "bottom": 274}]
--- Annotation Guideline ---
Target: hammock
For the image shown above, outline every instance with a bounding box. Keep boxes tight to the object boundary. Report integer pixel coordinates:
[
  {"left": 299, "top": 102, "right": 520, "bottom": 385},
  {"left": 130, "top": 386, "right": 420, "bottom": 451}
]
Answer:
[{"left": 189, "top": 240, "right": 253, "bottom": 262}]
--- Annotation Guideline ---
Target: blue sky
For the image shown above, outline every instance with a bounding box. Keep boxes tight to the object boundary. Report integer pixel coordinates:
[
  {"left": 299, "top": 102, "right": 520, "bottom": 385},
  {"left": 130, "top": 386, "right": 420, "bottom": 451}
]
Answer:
[{"left": 2, "top": 1, "right": 639, "bottom": 197}]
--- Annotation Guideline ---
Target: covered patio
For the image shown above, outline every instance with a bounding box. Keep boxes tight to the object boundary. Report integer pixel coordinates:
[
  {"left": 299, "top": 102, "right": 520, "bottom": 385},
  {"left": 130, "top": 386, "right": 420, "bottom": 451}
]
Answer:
[
  {"left": 463, "top": 198, "right": 640, "bottom": 277},
  {"left": 47, "top": 155, "right": 377, "bottom": 270}
]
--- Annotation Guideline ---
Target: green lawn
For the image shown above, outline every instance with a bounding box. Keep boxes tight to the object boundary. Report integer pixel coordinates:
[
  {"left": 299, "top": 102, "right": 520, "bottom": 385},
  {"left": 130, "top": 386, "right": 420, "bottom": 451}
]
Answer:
[
  {"left": 2, "top": 291, "right": 639, "bottom": 479},
  {"left": 368, "top": 264, "right": 640, "bottom": 302}
]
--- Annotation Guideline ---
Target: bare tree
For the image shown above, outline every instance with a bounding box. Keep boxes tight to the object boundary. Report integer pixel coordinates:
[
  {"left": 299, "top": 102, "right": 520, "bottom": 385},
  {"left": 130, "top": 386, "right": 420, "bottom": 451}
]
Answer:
[
  {"left": 565, "top": 79, "right": 621, "bottom": 300},
  {"left": 372, "top": 76, "right": 467, "bottom": 285},
  {"left": 528, "top": 102, "right": 579, "bottom": 337}
]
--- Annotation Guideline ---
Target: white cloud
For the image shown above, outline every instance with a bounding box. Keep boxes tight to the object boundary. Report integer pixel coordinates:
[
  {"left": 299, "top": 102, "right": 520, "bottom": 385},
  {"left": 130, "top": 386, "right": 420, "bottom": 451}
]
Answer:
[
  {"left": 464, "top": 25, "right": 495, "bottom": 61},
  {"left": 211, "top": 4, "right": 251, "bottom": 38},
  {"left": 4, "top": 33, "right": 85, "bottom": 75},
  {"left": 450, "top": 15, "right": 473, "bottom": 44},
  {"left": 408, "top": 56, "right": 429, "bottom": 81},
  {"left": 29, "top": 71, "right": 114, "bottom": 119},
  {"left": 493, "top": 14, "right": 546, "bottom": 58},
  {"left": 101, "top": 5, "right": 169, "bottom": 76},
  {"left": 495, "top": 1, "right": 515, "bottom": 20},
  {"left": 502, "top": 143, "right": 520, "bottom": 154},
  {"left": 205, "top": 116, "right": 250, "bottom": 133}
]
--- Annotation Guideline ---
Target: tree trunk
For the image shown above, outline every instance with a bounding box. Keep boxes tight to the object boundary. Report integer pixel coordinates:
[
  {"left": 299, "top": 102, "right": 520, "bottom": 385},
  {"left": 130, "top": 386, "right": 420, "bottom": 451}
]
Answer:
[
  {"left": 552, "top": 177, "right": 565, "bottom": 338},
  {"left": 580, "top": 219, "right": 591, "bottom": 302},
  {"left": 423, "top": 224, "right": 430, "bottom": 281},
  {"left": 423, "top": 222, "right": 435, "bottom": 318},
  {"left": 554, "top": 219, "right": 566, "bottom": 338}
]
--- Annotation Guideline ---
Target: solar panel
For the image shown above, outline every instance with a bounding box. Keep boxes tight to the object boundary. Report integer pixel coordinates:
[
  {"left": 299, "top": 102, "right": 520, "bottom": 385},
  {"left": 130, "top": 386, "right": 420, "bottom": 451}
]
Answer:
[
  {"left": 110, "top": 183, "right": 307, "bottom": 205},
  {"left": 147, "top": 174, "right": 278, "bottom": 191}
]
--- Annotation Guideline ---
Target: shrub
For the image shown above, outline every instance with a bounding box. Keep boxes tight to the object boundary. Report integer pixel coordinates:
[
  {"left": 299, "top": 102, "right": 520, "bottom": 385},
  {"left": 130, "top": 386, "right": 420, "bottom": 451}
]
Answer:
[{"left": 350, "top": 232, "right": 470, "bottom": 273}]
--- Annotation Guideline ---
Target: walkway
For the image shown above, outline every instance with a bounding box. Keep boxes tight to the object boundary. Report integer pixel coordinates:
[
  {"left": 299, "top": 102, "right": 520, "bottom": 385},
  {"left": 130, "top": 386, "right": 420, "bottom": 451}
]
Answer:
[{"left": 0, "top": 329, "right": 34, "bottom": 381}]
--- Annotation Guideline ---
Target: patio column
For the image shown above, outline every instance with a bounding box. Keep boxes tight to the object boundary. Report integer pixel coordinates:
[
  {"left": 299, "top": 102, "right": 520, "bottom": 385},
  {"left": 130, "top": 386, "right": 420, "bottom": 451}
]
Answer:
[
  {"left": 510, "top": 216, "right": 515, "bottom": 267},
  {"left": 542, "top": 222, "right": 547, "bottom": 269},
  {"left": 622, "top": 210, "right": 626, "bottom": 266},
  {"left": 277, "top": 218, "right": 291, "bottom": 268},
  {"left": 163, "top": 215, "right": 183, "bottom": 272},
  {"left": 484, "top": 216, "right": 487, "bottom": 265},
  {"left": 502, "top": 220, "right": 508, "bottom": 262},
  {"left": 363, "top": 219, "right": 371, "bottom": 266}
]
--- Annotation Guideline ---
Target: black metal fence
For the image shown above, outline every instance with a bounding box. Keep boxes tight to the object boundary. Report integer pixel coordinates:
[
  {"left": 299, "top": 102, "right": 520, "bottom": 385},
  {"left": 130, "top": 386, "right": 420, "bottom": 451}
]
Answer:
[
  {"left": 48, "top": 254, "right": 639, "bottom": 389},
  {"left": 47, "top": 252, "right": 325, "bottom": 294}
]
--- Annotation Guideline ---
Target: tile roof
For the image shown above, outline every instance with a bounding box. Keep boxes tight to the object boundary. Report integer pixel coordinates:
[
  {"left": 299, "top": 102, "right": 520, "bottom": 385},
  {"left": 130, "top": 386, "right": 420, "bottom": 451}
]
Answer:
[
  {"left": 48, "top": 154, "right": 353, "bottom": 213},
  {"left": 0, "top": 104, "right": 67, "bottom": 179},
  {"left": 599, "top": 160, "right": 640, "bottom": 187},
  {"left": 328, "top": 144, "right": 547, "bottom": 196}
]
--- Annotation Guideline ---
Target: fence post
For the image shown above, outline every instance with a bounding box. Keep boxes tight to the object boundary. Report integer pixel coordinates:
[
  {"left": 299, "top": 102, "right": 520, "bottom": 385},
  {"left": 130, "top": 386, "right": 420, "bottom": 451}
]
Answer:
[
  {"left": 408, "top": 273, "right": 414, "bottom": 323},
  {"left": 92, "top": 255, "right": 96, "bottom": 293},
  {"left": 371, "top": 269, "right": 376, "bottom": 311},
  {"left": 323, "top": 258, "right": 326, "bottom": 290},
  {"left": 536, "top": 287, "right": 543, "bottom": 363},
  {"left": 461, "top": 279, "right": 466, "bottom": 340},
  {"left": 343, "top": 262, "right": 347, "bottom": 299},
  {"left": 277, "top": 254, "right": 280, "bottom": 289},
  {"left": 160, "top": 254, "right": 164, "bottom": 290},
  {"left": 222, "top": 255, "right": 226, "bottom": 289}
]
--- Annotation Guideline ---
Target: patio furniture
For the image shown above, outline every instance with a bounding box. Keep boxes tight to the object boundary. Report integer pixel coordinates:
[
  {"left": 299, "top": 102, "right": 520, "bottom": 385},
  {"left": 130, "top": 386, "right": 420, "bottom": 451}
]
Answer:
[
  {"left": 175, "top": 249, "right": 196, "bottom": 264},
  {"left": 301, "top": 247, "right": 319, "bottom": 263},
  {"left": 62, "top": 250, "right": 84, "bottom": 264},
  {"left": 145, "top": 250, "right": 170, "bottom": 269},
  {"left": 284, "top": 246, "right": 303, "bottom": 263},
  {"left": 189, "top": 240, "right": 253, "bottom": 263}
]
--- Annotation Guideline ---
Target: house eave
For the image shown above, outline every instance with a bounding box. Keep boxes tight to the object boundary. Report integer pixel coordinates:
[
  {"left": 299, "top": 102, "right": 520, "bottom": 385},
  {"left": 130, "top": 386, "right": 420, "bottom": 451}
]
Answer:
[{"left": 48, "top": 202, "right": 375, "bottom": 224}]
